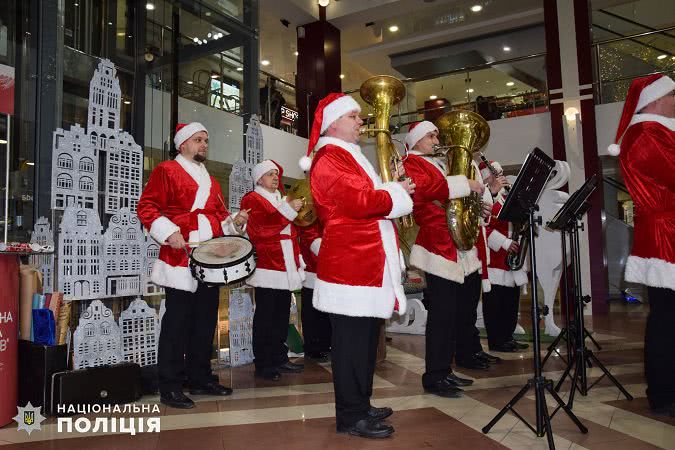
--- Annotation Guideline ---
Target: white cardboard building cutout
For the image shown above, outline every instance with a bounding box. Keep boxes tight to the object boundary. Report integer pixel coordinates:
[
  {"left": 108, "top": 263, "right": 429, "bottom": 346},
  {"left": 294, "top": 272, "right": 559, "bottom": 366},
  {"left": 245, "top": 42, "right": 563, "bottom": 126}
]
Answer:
[
  {"left": 386, "top": 297, "right": 427, "bottom": 335},
  {"left": 73, "top": 300, "right": 123, "bottom": 369},
  {"left": 227, "top": 289, "right": 254, "bottom": 367},
  {"left": 228, "top": 114, "right": 263, "bottom": 212},
  {"left": 30, "top": 217, "right": 55, "bottom": 293},
  {"left": 105, "top": 131, "right": 143, "bottom": 214},
  {"left": 57, "top": 207, "right": 105, "bottom": 300},
  {"left": 102, "top": 208, "right": 144, "bottom": 296},
  {"left": 119, "top": 298, "right": 159, "bottom": 367}
]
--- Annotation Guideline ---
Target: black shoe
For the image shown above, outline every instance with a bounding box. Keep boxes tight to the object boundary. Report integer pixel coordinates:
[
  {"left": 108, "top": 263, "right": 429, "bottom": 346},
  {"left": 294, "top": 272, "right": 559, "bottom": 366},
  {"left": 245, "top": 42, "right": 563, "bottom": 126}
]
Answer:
[
  {"left": 337, "top": 418, "right": 394, "bottom": 438},
  {"left": 306, "top": 351, "right": 330, "bottom": 362},
  {"left": 424, "top": 379, "right": 463, "bottom": 398},
  {"left": 489, "top": 341, "right": 518, "bottom": 353},
  {"left": 160, "top": 391, "right": 195, "bottom": 409},
  {"left": 445, "top": 372, "right": 474, "bottom": 386},
  {"left": 476, "top": 351, "right": 502, "bottom": 364},
  {"left": 456, "top": 355, "right": 490, "bottom": 370},
  {"left": 189, "top": 382, "right": 233, "bottom": 396},
  {"left": 255, "top": 368, "right": 281, "bottom": 381},
  {"left": 367, "top": 406, "right": 393, "bottom": 421},
  {"left": 278, "top": 361, "right": 304, "bottom": 373},
  {"left": 509, "top": 340, "right": 529, "bottom": 350}
]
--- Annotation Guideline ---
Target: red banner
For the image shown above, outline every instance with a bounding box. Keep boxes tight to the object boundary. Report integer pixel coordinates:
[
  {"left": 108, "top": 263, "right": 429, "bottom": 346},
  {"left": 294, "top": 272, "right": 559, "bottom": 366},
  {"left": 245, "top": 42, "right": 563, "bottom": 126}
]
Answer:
[{"left": 0, "top": 64, "right": 15, "bottom": 116}]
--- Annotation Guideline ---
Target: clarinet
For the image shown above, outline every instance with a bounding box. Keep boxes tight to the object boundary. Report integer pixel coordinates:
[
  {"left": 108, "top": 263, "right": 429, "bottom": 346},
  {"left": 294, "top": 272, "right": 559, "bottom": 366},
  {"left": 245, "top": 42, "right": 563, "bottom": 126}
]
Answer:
[{"left": 479, "top": 152, "right": 510, "bottom": 193}]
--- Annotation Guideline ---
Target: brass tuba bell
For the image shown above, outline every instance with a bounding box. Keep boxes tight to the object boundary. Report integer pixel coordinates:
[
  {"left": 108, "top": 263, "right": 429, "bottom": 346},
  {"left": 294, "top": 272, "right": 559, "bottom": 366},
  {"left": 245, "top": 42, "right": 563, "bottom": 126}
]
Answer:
[
  {"left": 435, "top": 110, "right": 490, "bottom": 251},
  {"left": 359, "top": 75, "right": 414, "bottom": 229},
  {"left": 286, "top": 178, "right": 317, "bottom": 227}
]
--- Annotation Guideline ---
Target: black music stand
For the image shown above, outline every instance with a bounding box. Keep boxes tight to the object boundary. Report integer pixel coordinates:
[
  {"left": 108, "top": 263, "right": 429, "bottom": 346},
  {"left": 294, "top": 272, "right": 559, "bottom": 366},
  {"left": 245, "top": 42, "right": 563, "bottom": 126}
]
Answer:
[
  {"left": 545, "top": 175, "right": 633, "bottom": 408},
  {"left": 482, "top": 148, "right": 588, "bottom": 449}
]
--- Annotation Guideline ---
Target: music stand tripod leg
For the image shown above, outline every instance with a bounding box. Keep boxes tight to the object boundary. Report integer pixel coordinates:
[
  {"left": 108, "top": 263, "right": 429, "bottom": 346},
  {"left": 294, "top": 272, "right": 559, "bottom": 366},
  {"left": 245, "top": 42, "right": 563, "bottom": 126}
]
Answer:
[
  {"left": 585, "top": 328, "right": 602, "bottom": 351},
  {"left": 543, "top": 328, "right": 567, "bottom": 366},
  {"left": 586, "top": 350, "right": 634, "bottom": 400}
]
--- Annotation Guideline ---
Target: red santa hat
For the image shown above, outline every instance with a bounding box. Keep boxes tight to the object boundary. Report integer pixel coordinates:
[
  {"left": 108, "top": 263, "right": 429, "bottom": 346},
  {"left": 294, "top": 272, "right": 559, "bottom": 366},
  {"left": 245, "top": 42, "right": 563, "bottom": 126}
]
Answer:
[
  {"left": 174, "top": 122, "right": 208, "bottom": 149},
  {"left": 405, "top": 121, "right": 438, "bottom": 150},
  {"left": 253, "top": 159, "right": 285, "bottom": 194},
  {"left": 478, "top": 160, "right": 503, "bottom": 180},
  {"left": 608, "top": 74, "right": 675, "bottom": 156},
  {"left": 299, "top": 93, "right": 361, "bottom": 171}
]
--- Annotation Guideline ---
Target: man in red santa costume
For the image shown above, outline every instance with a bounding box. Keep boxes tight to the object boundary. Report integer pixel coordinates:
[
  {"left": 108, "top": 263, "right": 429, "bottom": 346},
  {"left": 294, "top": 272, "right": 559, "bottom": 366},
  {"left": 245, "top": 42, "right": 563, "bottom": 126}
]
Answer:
[
  {"left": 296, "top": 219, "right": 332, "bottom": 361},
  {"left": 480, "top": 159, "right": 529, "bottom": 353},
  {"left": 241, "top": 160, "right": 305, "bottom": 381},
  {"left": 301, "top": 93, "right": 414, "bottom": 438},
  {"left": 137, "top": 122, "right": 248, "bottom": 409},
  {"left": 402, "top": 121, "right": 496, "bottom": 398},
  {"left": 609, "top": 74, "right": 675, "bottom": 415}
]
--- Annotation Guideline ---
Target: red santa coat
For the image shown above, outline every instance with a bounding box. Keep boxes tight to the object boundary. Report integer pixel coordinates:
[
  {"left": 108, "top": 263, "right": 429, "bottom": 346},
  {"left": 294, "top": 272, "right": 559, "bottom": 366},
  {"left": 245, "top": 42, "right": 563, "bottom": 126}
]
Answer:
[
  {"left": 137, "top": 154, "right": 241, "bottom": 292},
  {"left": 403, "top": 153, "right": 492, "bottom": 288},
  {"left": 485, "top": 190, "right": 529, "bottom": 287},
  {"left": 296, "top": 220, "right": 322, "bottom": 289},
  {"left": 619, "top": 114, "right": 675, "bottom": 290},
  {"left": 241, "top": 186, "right": 305, "bottom": 291},
  {"left": 309, "top": 137, "right": 413, "bottom": 319}
]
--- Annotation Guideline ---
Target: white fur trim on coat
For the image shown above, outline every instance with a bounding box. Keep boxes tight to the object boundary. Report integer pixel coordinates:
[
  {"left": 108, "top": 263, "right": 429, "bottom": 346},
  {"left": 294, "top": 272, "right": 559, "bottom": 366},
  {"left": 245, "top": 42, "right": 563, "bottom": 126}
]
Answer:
[
  {"left": 513, "top": 269, "right": 529, "bottom": 286},
  {"left": 151, "top": 259, "right": 198, "bottom": 292},
  {"left": 321, "top": 96, "right": 361, "bottom": 133},
  {"left": 410, "top": 244, "right": 464, "bottom": 283},
  {"left": 247, "top": 267, "right": 303, "bottom": 291},
  {"left": 149, "top": 216, "right": 181, "bottom": 244},
  {"left": 447, "top": 175, "right": 471, "bottom": 199},
  {"left": 303, "top": 271, "right": 316, "bottom": 289},
  {"left": 313, "top": 272, "right": 399, "bottom": 319},
  {"left": 310, "top": 238, "right": 322, "bottom": 256},
  {"left": 376, "top": 181, "right": 414, "bottom": 219},
  {"left": 458, "top": 247, "right": 482, "bottom": 276},
  {"left": 488, "top": 267, "right": 516, "bottom": 287},
  {"left": 278, "top": 200, "right": 300, "bottom": 222},
  {"left": 221, "top": 215, "right": 245, "bottom": 236},
  {"left": 625, "top": 255, "right": 675, "bottom": 291}
]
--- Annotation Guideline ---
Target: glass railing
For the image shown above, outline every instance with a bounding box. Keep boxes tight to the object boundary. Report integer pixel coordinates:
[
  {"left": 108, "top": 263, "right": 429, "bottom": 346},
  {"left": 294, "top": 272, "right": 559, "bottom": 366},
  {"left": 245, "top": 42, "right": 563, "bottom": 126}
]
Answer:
[{"left": 592, "top": 25, "right": 675, "bottom": 103}]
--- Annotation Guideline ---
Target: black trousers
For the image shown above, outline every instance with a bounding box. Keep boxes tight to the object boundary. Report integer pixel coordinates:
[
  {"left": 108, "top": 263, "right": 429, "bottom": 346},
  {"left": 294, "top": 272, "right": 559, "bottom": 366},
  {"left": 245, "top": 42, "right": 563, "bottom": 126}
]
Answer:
[
  {"left": 253, "top": 287, "right": 291, "bottom": 370},
  {"left": 483, "top": 284, "right": 520, "bottom": 348},
  {"left": 329, "top": 313, "right": 380, "bottom": 428},
  {"left": 645, "top": 287, "right": 675, "bottom": 409},
  {"left": 300, "top": 287, "right": 332, "bottom": 354},
  {"left": 158, "top": 283, "right": 220, "bottom": 394},
  {"left": 455, "top": 271, "right": 484, "bottom": 361},
  {"left": 422, "top": 272, "right": 460, "bottom": 387}
]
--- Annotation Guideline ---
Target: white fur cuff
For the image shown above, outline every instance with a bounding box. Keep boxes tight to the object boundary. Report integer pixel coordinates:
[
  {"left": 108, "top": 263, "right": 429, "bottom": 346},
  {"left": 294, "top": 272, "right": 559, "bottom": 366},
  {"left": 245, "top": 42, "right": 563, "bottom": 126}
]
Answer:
[
  {"left": 221, "top": 215, "right": 245, "bottom": 236},
  {"left": 447, "top": 175, "right": 471, "bottom": 199},
  {"left": 487, "top": 230, "right": 510, "bottom": 252},
  {"left": 376, "top": 181, "right": 413, "bottom": 219},
  {"left": 310, "top": 238, "right": 322, "bottom": 256},
  {"left": 625, "top": 255, "right": 675, "bottom": 291},
  {"left": 278, "top": 199, "right": 299, "bottom": 222},
  {"left": 149, "top": 216, "right": 181, "bottom": 244}
]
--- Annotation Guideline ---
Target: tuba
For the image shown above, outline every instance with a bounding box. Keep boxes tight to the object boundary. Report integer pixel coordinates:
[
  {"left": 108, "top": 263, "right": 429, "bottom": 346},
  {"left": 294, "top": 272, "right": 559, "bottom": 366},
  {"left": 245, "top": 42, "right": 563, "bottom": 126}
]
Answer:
[
  {"left": 286, "top": 178, "right": 317, "bottom": 227},
  {"left": 359, "top": 75, "right": 414, "bottom": 229},
  {"left": 435, "top": 110, "right": 490, "bottom": 251}
]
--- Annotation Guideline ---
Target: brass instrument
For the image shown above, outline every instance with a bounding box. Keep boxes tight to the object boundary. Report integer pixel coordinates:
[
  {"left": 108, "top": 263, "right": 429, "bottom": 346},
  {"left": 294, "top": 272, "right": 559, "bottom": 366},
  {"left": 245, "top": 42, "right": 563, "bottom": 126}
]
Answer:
[
  {"left": 359, "top": 75, "right": 414, "bottom": 229},
  {"left": 286, "top": 179, "right": 317, "bottom": 227},
  {"left": 435, "top": 110, "right": 490, "bottom": 251}
]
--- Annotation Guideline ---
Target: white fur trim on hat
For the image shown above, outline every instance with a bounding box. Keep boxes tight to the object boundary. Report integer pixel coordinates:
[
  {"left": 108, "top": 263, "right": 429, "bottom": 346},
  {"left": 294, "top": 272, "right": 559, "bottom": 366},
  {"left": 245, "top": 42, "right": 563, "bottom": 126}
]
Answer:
[
  {"left": 480, "top": 161, "right": 502, "bottom": 180},
  {"left": 636, "top": 76, "right": 675, "bottom": 112},
  {"left": 174, "top": 122, "right": 208, "bottom": 149},
  {"left": 320, "top": 95, "right": 361, "bottom": 133},
  {"left": 252, "top": 160, "right": 278, "bottom": 184},
  {"left": 405, "top": 121, "right": 438, "bottom": 150}
]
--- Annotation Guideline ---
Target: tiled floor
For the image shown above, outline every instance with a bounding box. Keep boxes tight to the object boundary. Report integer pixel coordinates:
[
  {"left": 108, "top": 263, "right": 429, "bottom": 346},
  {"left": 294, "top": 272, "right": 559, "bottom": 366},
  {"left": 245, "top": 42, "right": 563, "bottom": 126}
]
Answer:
[{"left": 2, "top": 304, "right": 674, "bottom": 449}]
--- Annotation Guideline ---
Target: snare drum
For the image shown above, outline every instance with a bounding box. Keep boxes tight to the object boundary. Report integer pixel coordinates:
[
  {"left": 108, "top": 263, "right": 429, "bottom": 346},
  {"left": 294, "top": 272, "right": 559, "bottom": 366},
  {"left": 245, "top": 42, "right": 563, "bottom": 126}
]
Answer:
[{"left": 189, "top": 236, "right": 256, "bottom": 286}]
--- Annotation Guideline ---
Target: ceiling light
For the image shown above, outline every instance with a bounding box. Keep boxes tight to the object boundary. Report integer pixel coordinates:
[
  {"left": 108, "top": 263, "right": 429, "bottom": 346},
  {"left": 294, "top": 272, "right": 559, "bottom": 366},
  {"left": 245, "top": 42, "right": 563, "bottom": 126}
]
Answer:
[
  {"left": 205, "top": 11, "right": 211, "bottom": 16},
  {"left": 217, "top": 33, "right": 223, "bottom": 38},
  {"left": 74, "top": 2, "right": 79, "bottom": 6},
  {"left": 187, "top": 80, "right": 194, "bottom": 85},
  {"left": 207, "top": 32, "right": 212, "bottom": 38},
  {"left": 294, "top": 51, "right": 299, "bottom": 56},
  {"left": 128, "top": 35, "right": 132, "bottom": 38},
  {"left": 116, "top": 32, "right": 125, "bottom": 37},
  {"left": 145, "top": 2, "right": 155, "bottom": 10},
  {"left": 193, "top": 37, "right": 199, "bottom": 43},
  {"left": 108, "top": 22, "right": 113, "bottom": 26},
  {"left": 506, "top": 81, "right": 515, "bottom": 86},
  {"left": 429, "top": 95, "right": 438, "bottom": 100},
  {"left": 339, "top": 74, "right": 345, "bottom": 79},
  {"left": 657, "top": 54, "right": 667, "bottom": 60},
  {"left": 0, "top": 139, "right": 7, "bottom": 144},
  {"left": 368, "top": 113, "right": 373, "bottom": 116},
  {"left": 467, "top": 88, "right": 474, "bottom": 93},
  {"left": 211, "top": 73, "right": 220, "bottom": 79},
  {"left": 318, "top": 0, "right": 330, "bottom": 6},
  {"left": 565, "top": 107, "right": 579, "bottom": 121},
  {"left": 503, "top": 46, "right": 511, "bottom": 52},
  {"left": 470, "top": 5, "right": 482, "bottom": 12},
  {"left": 124, "top": 100, "right": 131, "bottom": 105},
  {"left": 236, "top": 67, "right": 243, "bottom": 71},
  {"left": 26, "top": 162, "right": 34, "bottom": 166},
  {"left": 388, "top": 25, "right": 399, "bottom": 32},
  {"left": 261, "top": 59, "right": 270, "bottom": 66}
]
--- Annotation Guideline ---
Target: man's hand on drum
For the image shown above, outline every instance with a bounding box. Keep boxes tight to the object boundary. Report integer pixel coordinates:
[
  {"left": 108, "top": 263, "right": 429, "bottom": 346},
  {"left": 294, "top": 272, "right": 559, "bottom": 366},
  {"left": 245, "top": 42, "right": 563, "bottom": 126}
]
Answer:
[
  {"left": 167, "top": 231, "right": 186, "bottom": 249},
  {"left": 234, "top": 209, "right": 249, "bottom": 227},
  {"left": 288, "top": 197, "right": 303, "bottom": 212}
]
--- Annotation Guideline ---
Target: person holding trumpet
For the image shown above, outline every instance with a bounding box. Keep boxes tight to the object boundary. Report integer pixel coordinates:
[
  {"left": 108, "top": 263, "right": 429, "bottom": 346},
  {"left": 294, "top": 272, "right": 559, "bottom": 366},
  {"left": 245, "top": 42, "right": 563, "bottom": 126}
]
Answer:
[
  {"left": 241, "top": 160, "right": 306, "bottom": 381},
  {"left": 137, "top": 122, "right": 248, "bottom": 409}
]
